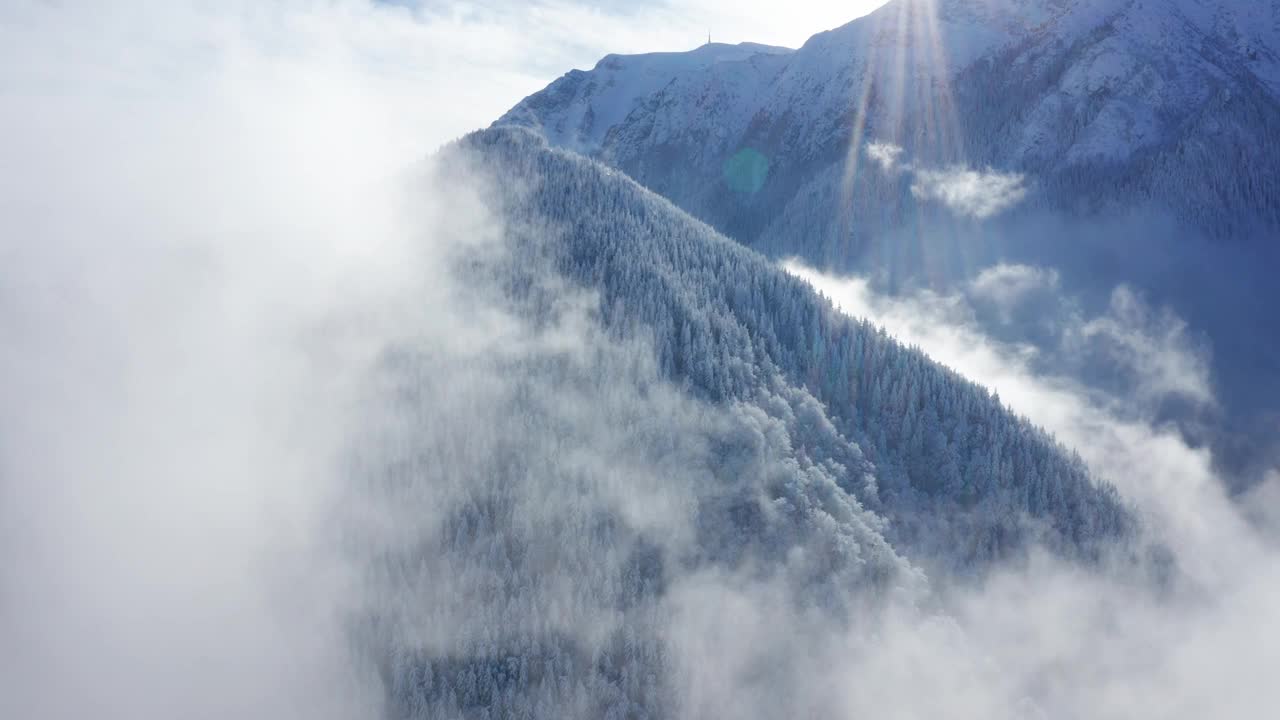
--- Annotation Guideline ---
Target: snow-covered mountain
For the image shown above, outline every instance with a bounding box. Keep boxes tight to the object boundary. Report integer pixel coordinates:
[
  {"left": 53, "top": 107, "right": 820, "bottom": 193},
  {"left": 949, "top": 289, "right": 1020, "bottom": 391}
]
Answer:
[
  {"left": 497, "top": 0, "right": 1280, "bottom": 484},
  {"left": 364, "top": 126, "right": 1137, "bottom": 718},
  {"left": 499, "top": 0, "right": 1279, "bottom": 254},
  {"left": 506, "top": 41, "right": 792, "bottom": 156}
]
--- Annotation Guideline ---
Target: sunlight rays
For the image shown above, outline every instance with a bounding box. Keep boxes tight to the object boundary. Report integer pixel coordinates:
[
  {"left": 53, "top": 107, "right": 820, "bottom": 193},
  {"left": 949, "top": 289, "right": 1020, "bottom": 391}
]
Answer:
[
  {"left": 838, "top": 0, "right": 980, "bottom": 289},
  {"left": 837, "top": 19, "right": 882, "bottom": 251},
  {"left": 918, "top": 0, "right": 961, "bottom": 162}
]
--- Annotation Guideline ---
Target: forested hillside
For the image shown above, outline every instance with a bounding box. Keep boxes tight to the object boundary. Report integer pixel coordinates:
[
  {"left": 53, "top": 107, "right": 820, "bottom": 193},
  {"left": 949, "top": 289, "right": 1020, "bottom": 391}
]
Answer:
[
  {"left": 356, "top": 127, "right": 1133, "bottom": 718},
  {"left": 455, "top": 127, "right": 1131, "bottom": 564}
]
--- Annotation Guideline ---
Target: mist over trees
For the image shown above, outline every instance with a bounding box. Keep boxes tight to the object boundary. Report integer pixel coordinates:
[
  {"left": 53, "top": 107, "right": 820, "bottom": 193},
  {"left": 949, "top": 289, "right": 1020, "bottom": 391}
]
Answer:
[
  {"left": 350, "top": 127, "right": 1138, "bottom": 718},
  {"left": 461, "top": 128, "right": 1131, "bottom": 563}
]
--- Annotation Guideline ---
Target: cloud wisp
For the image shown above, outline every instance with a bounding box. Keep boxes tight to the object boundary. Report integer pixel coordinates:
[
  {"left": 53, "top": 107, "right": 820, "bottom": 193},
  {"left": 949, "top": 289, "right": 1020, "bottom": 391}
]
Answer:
[
  {"left": 911, "top": 166, "right": 1028, "bottom": 219},
  {"left": 865, "top": 140, "right": 908, "bottom": 172},
  {"left": 864, "top": 141, "right": 1029, "bottom": 219},
  {"left": 968, "top": 263, "right": 1061, "bottom": 321},
  {"left": 965, "top": 263, "right": 1214, "bottom": 409},
  {"left": 1071, "top": 286, "right": 1216, "bottom": 409}
]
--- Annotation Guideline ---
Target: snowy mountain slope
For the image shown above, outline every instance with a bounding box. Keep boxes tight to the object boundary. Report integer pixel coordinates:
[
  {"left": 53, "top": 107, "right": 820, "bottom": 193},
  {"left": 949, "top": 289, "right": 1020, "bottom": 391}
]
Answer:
[
  {"left": 449, "top": 126, "right": 1131, "bottom": 570},
  {"left": 498, "top": 41, "right": 792, "bottom": 156},
  {"left": 358, "top": 126, "right": 1137, "bottom": 718}
]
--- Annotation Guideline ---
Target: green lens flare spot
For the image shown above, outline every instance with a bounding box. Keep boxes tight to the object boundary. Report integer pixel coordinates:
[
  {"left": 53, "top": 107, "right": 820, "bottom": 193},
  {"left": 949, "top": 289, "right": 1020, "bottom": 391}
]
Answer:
[{"left": 723, "top": 147, "right": 769, "bottom": 194}]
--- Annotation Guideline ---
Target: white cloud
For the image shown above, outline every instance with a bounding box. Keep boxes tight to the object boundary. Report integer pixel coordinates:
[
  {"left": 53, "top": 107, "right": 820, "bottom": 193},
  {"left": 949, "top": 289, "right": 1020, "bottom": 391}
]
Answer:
[
  {"left": 969, "top": 263, "right": 1060, "bottom": 311},
  {"left": 1073, "top": 286, "right": 1215, "bottom": 408},
  {"left": 964, "top": 264, "right": 1213, "bottom": 409},
  {"left": 911, "top": 166, "right": 1028, "bottom": 219},
  {"left": 865, "top": 140, "right": 906, "bottom": 172},
  {"left": 864, "top": 140, "right": 1029, "bottom": 219}
]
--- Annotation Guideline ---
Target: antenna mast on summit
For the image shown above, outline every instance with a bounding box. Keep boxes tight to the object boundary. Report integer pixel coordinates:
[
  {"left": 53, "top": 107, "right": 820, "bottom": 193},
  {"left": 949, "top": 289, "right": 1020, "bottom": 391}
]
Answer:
[{"left": 707, "top": 30, "right": 711, "bottom": 46}]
